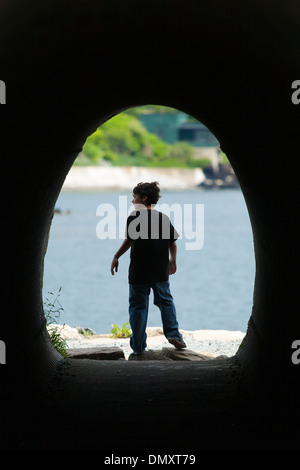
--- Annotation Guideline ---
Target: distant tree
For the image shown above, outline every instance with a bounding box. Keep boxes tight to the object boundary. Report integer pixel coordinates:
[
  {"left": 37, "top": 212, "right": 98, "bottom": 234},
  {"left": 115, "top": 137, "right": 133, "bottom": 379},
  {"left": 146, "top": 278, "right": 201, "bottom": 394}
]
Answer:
[
  {"left": 79, "top": 109, "right": 206, "bottom": 169},
  {"left": 82, "top": 112, "right": 168, "bottom": 162}
]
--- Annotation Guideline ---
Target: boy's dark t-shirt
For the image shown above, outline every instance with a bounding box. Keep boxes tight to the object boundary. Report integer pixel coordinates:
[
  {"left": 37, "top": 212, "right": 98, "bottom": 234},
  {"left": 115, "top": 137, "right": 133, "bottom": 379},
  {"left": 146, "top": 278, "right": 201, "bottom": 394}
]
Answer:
[{"left": 126, "top": 209, "right": 179, "bottom": 284}]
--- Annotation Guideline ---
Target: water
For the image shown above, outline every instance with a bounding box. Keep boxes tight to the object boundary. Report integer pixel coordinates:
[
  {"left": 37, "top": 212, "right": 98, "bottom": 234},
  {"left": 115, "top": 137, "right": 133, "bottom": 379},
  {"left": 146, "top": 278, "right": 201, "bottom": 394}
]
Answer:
[{"left": 43, "top": 188, "right": 255, "bottom": 334}]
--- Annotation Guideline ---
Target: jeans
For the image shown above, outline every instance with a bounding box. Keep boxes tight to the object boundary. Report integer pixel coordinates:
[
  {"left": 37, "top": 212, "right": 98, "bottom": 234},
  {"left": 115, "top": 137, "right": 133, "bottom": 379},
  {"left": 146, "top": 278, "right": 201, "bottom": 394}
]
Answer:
[{"left": 129, "top": 281, "right": 183, "bottom": 353}]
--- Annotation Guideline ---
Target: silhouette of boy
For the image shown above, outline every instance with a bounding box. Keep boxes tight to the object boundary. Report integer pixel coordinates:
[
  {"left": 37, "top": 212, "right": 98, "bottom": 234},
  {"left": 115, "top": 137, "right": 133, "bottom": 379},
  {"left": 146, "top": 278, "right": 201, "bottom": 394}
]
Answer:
[{"left": 111, "top": 181, "right": 186, "bottom": 354}]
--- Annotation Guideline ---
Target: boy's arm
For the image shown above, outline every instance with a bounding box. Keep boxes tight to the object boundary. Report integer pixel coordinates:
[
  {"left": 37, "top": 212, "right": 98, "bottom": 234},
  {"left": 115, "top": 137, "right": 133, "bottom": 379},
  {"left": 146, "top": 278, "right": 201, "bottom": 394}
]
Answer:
[
  {"left": 169, "top": 241, "right": 177, "bottom": 275},
  {"left": 111, "top": 238, "right": 133, "bottom": 275}
]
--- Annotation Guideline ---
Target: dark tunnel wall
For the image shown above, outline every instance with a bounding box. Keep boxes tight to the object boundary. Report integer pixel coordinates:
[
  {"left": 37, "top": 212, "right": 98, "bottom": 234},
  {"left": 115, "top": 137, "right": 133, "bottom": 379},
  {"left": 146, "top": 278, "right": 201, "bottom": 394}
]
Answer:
[{"left": 0, "top": 0, "right": 299, "bottom": 395}]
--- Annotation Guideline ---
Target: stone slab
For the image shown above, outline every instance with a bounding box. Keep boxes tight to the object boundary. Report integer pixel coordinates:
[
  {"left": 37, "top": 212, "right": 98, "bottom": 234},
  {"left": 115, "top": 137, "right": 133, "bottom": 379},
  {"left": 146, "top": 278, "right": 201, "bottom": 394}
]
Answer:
[
  {"left": 162, "top": 347, "right": 214, "bottom": 361},
  {"left": 66, "top": 347, "right": 125, "bottom": 360}
]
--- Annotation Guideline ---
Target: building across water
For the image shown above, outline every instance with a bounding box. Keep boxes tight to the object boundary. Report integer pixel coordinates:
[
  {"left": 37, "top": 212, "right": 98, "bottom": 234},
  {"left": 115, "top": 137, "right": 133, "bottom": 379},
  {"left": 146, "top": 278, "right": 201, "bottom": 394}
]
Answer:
[{"left": 138, "top": 110, "right": 220, "bottom": 169}]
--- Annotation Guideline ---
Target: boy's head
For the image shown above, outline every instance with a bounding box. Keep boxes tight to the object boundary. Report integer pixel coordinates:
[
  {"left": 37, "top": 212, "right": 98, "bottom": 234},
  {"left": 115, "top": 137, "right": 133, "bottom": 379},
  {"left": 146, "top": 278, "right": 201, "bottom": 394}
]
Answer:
[{"left": 132, "top": 181, "right": 161, "bottom": 206}]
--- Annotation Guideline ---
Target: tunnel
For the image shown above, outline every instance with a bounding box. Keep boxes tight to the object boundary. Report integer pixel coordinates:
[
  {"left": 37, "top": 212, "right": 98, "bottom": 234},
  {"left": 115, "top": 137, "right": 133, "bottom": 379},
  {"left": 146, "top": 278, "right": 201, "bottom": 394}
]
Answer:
[{"left": 0, "top": 0, "right": 299, "bottom": 451}]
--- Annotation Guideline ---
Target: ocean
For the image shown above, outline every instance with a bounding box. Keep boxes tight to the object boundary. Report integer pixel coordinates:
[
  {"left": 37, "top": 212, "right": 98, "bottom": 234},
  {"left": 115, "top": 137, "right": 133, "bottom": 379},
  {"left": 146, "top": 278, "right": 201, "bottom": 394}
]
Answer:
[{"left": 43, "top": 188, "right": 255, "bottom": 334}]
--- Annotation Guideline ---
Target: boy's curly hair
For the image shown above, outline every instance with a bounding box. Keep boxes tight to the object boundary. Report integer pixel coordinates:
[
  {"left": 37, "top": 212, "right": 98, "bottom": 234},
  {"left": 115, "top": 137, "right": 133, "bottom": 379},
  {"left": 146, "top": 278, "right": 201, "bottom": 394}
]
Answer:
[{"left": 133, "top": 181, "right": 161, "bottom": 205}]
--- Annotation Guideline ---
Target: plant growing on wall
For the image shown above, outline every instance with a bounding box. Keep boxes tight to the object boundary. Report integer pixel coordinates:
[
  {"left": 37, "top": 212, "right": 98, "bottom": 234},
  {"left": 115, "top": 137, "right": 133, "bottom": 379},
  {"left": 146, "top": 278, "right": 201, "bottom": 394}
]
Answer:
[
  {"left": 110, "top": 322, "right": 132, "bottom": 339},
  {"left": 44, "top": 287, "right": 68, "bottom": 358}
]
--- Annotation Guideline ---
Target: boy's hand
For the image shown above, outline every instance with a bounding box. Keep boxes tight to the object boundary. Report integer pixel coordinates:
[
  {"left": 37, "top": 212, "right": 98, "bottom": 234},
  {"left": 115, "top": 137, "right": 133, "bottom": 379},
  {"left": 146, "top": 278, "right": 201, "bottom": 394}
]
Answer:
[
  {"left": 169, "top": 260, "right": 177, "bottom": 275},
  {"left": 111, "top": 257, "right": 119, "bottom": 275},
  {"left": 169, "top": 241, "right": 177, "bottom": 275},
  {"left": 110, "top": 239, "right": 133, "bottom": 276}
]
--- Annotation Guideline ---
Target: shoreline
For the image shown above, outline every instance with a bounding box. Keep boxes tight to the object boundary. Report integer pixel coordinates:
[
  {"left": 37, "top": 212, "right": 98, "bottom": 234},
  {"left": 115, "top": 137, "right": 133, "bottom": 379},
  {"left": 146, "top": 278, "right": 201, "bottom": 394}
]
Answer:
[
  {"left": 62, "top": 166, "right": 205, "bottom": 191},
  {"left": 61, "top": 165, "right": 239, "bottom": 191},
  {"left": 49, "top": 324, "right": 245, "bottom": 360}
]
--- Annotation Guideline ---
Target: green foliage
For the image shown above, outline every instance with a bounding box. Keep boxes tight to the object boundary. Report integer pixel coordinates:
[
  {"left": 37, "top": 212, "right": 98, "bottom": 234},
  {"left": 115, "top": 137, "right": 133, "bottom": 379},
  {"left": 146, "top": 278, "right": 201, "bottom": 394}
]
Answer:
[
  {"left": 110, "top": 322, "right": 132, "bottom": 339},
  {"left": 166, "top": 142, "right": 193, "bottom": 164},
  {"left": 79, "top": 110, "right": 209, "bottom": 168},
  {"left": 186, "top": 157, "right": 211, "bottom": 169},
  {"left": 126, "top": 105, "right": 179, "bottom": 116},
  {"left": 44, "top": 288, "right": 68, "bottom": 358},
  {"left": 82, "top": 113, "right": 169, "bottom": 163},
  {"left": 219, "top": 151, "right": 229, "bottom": 164}
]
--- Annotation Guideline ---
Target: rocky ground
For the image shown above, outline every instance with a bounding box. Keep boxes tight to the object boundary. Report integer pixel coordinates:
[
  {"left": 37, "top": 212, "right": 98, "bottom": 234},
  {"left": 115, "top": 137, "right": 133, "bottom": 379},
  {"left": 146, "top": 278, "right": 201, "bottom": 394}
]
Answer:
[{"left": 49, "top": 324, "right": 245, "bottom": 361}]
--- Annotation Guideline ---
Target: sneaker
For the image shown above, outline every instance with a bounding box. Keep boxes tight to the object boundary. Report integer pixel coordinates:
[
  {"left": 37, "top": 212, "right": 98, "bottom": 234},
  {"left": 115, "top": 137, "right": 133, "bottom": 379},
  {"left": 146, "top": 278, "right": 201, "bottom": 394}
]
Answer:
[
  {"left": 168, "top": 338, "right": 187, "bottom": 349},
  {"left": 132, "top": 347, "right": 149, "bottom": 355},
  {"left": 128, "top": 351, "right": 146, "bottom": 361}
]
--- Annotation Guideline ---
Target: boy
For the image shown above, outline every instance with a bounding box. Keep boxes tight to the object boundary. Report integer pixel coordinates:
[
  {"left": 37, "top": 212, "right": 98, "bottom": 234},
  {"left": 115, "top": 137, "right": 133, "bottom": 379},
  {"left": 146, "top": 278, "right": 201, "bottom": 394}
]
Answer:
[{"left": 111, "top": 181, "right": 186, "bottom": 355}]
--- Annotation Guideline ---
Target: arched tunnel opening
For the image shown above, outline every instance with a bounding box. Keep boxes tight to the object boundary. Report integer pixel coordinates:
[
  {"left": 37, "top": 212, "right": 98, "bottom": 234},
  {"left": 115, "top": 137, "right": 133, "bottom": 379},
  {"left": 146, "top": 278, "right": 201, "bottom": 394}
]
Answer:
[
  {"left": 42, "top": 105, "right": 254, "bottom": 359},
  {"left": 0, "top": 0, "right": 299, "bottom": 451}
]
